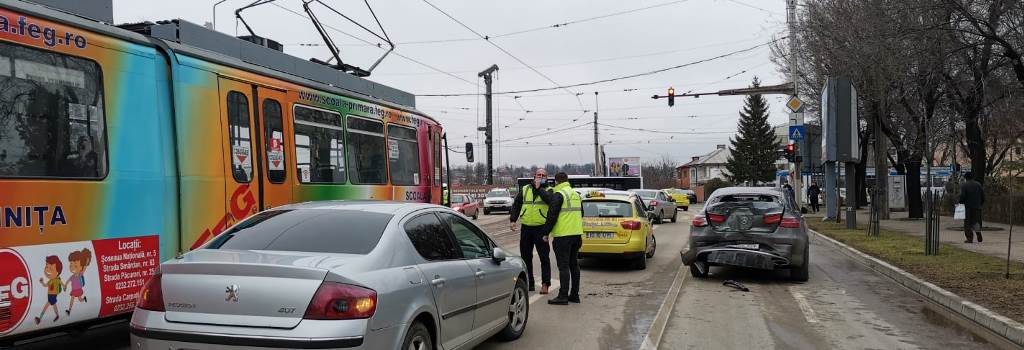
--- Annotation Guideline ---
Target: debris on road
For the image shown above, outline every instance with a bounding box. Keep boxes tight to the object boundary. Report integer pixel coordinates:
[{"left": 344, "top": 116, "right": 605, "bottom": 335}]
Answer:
[{"left": 723, "top": 280, "right": 750, "bottom": 292}]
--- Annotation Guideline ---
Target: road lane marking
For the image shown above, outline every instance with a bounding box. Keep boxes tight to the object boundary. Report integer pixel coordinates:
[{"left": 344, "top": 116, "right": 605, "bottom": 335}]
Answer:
[{"left": 789, "top": 287, "right": 819, "bottom": 324}]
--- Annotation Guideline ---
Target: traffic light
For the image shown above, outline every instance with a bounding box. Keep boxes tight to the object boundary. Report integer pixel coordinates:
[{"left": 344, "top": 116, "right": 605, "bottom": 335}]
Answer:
[
  {"left": 784, "top": 143, "right": 795, "bottom": 161},
  {"left": 465, "top": 142, "right": 474, "bottom": 163},
  {"left": 667, "top": 87, "right": 675, "bottom": 107}
]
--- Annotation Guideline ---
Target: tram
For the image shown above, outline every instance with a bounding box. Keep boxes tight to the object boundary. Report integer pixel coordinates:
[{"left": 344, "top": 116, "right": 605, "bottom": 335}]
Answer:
[{"left": 0, "top": 0, "right": 446, "bottom": 339}]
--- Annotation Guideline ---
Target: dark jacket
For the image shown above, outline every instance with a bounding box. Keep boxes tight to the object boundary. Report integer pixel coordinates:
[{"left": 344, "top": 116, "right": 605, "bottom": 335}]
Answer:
[
  {"left": 959, "top": 180, "right": 985, "bottom": 209},
  {"left": 807, "top": 185, "right": 821, "bottom": 198}
]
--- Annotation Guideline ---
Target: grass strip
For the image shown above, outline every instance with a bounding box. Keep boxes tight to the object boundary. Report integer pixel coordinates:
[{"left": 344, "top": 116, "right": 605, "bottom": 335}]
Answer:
[{"left": 808, "top": 220, "right": 1024, "bottom": 324}]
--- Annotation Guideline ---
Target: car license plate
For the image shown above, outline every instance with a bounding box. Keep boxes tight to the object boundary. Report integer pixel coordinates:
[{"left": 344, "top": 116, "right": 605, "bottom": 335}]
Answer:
[
  {"left": 586, "top": 232, "right": 615, "bottom": 239},
  {"left": 727, "top": 243, "right": 759, "bottom": 250}
]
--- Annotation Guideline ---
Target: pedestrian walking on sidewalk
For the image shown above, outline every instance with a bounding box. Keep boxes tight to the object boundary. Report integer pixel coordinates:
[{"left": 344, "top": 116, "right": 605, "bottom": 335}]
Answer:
[
  {"left": 807, "top": 182, "right": 821, "bottom": 213},
  {"left": 510, "top": 168, "right": 553, "bottom": 294},
  {"left": 959, "top": 172, "right": 985, "bottom": 243},
  {"left": 536, "top": 172, "right": 584, "bottom": 305}
]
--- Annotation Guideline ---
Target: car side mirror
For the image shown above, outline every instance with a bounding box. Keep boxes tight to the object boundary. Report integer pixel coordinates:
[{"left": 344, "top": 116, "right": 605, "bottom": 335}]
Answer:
[{"left": 492, "top": 247, "right": 507, "bottom": 264}]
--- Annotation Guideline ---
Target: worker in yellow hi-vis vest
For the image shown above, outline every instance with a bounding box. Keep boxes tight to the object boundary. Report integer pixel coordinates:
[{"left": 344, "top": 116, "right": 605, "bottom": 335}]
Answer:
[
  {"left": 510, "top": 168, "right": 552, "bottom": 294},
  {"left": 537, "top": 172, "right": 583, "bottom": 305}
]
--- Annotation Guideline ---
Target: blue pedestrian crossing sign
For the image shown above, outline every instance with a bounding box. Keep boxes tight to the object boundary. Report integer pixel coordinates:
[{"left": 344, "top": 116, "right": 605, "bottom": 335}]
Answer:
[{"left": 788, "top": 125, "right": 805, "bottom": 141}]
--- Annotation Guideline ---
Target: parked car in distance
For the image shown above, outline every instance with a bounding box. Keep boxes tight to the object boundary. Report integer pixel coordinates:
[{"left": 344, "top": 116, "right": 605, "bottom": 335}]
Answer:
[
  {"left": 483, "top": 188, "right": 514, "bottom": 215},
  {"left": 662, "top": 188, "right": 691, "bottom": 211},
  {"left": 451, "top": 193, "right": 481, "bottom": 220},
  {"left": 681, "top": 187, "right": 809, "bottom": 282},
  {"left": 629, "top": 189, "right": 678, "bottom": 224},
  {"left": 131, "top": 201, "right": 530, "bottom": 350},
  {"left": 579, "top": 190, "right": 657, "bottom": 270}
]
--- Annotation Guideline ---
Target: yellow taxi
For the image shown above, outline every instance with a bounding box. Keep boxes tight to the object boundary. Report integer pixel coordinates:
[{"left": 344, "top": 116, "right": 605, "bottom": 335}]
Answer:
[
  {"left": 662, "top": 188, "right": 691, "bottom": 211},
  {"left": 578, "top": 190, "right": 656, "bottom": 270}
]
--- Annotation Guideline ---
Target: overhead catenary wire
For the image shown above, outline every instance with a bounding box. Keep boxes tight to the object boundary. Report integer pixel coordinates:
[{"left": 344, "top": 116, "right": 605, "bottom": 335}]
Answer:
[
  {"left": 420, "top": 0, "right": 587, "bottom": 112},
  {"left": 289, "top": 0, "right": 693, "bottom": 47},
  {"left": 416, "top": 37, "right": 785, "bottom": 97},
  {"left": 268, "top": 1, "right": 478, "bottom": 87}
]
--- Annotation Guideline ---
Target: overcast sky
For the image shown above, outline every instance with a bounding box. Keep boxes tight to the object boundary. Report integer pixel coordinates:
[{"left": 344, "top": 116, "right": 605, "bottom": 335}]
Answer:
[{"left": 113, "top": 0, "right": 791, "bottom": 168}]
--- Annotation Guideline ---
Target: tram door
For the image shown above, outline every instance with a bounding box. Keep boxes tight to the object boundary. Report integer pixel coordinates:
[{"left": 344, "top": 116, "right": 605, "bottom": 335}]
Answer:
[{"left": 217, "top": 78, "right": 291, "bottom": 224}]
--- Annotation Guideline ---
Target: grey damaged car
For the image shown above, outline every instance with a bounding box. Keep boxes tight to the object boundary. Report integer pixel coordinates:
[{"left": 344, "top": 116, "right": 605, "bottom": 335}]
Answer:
[
  {"left": 131, "top": 201, "right": 530, "bottom": 350},
  {"left": 680, "top": 187, "right": 809, "bottom": 282}
]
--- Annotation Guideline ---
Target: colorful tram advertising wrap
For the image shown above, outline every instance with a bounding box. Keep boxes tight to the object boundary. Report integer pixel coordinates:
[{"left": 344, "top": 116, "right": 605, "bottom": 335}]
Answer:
[{"left": 0, "top": 2, "right": 442, "bottom": 339}]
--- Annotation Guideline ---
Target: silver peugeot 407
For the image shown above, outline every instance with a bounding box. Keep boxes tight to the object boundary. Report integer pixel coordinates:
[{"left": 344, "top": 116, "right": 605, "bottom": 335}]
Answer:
[{"left": 130, "top": 201, "right": 530, "bottom": 350}]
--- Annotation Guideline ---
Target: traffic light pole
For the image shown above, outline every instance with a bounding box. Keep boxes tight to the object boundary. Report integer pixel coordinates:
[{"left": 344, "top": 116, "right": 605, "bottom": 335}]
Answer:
[
  {"left": 787, "top": 0, "right": 804, "bottom": 211},
  {"left": 478, "top": 64, "right": 498, "bottom": 185}
]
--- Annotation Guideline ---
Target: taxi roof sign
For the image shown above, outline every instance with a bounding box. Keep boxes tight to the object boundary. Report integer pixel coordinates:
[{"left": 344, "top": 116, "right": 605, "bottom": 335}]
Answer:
[{"left": 786, "top": 95, "right": 804, "bottom": 113}]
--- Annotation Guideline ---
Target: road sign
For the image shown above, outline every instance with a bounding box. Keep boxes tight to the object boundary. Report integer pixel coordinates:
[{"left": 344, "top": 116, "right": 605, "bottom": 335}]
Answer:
[
  {"left": 786, "top": 95, "right": 804, "bottom": 113},
  {"left": 789, "top": 125, "right": 806, "bottom": 141}
]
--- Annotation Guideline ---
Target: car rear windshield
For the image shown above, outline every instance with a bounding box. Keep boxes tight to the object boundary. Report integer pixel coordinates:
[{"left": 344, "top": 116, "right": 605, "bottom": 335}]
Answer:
[
  {"left": 452, "top": 194, "right": 467, "bottom": 203},
  {"left": 486, "top": 190, "right": 509, "bottom": 198},
  {"left": 705, "top": 194, "right": 785, "bottom": 232},
  {"left": 633, "top": 190, "right": 657, "bottom": 199},
  {"left": 583, "top": 201, "right": 633, "bottom": 218},
  {"left": 205, "top": 209, "right": 392, "bottom": 254}
]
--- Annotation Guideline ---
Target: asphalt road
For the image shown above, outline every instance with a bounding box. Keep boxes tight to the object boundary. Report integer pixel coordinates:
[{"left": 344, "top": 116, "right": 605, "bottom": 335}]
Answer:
[
  {"left": 475, "top": 210, "right": 692, "bottom": 350},
  {"left": 660, "top": 226, "right": 995, "bottom": 350}
]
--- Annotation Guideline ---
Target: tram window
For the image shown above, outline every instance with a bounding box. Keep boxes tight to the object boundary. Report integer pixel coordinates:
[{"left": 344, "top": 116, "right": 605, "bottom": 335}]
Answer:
[
  {"left": 227, "top": 91, "right": 252, "bottom": 183},
  {"left": 263, "top": 99, "right": 286, "bottom": 183},
  {"left": 346, "top": 117, "right": 386, "bottom": 185},
  {"left": 388, "top": 124, "right": 420, "bottom": 186},
  {"left": 0, "top": 42, "right": 107, "bottom": 179},
  {"left": 434, "top": 133, "right": 442, "bottom": 186},
  {"left": 293, "top": 104, "right": 345, "bottom": 184}
]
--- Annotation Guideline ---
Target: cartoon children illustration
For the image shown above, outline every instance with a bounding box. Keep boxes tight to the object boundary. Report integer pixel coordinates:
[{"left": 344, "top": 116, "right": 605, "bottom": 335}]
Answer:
[
  {"left": 64, "top": 248, "right": 92, "bottom": 315},
  {"left": 35, "top": 255, "right": 62, "bottom": 324}
]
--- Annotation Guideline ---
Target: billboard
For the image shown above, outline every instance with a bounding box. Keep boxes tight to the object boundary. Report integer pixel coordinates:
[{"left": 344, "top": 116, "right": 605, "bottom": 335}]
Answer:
[{"left": 608, "top": 157, "right": 642, "bottom": 177}]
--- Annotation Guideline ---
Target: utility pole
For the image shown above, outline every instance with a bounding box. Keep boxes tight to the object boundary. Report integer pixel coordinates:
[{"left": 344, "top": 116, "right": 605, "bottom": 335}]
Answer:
[
  {"left": 478, "top": 64, "right": 498, "bottom": 185},
  {"left": 594, "top": 92, "right": 601, "bottom": 176},
  {"left": 787, "top": 0, "right": 804, "bottom": 210}
]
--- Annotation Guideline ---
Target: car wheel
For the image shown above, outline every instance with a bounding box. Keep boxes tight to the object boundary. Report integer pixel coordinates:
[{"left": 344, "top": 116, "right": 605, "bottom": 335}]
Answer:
[
  {"left": 670, "top": 210, "right": 678, "bottom": 223},
  {"left": 472, "top": 210, "right": 479, "bottom": 220},
  {"left": 654, "top": 211, "right": 664, "bottom": 224},
  {"left": 683, "top": 206, "right": 689, "bottom": 211},
  {"left": 646, "top": 235, "right": 657, "bottom": 258},
  {"left": 634, "top": 247, "right": 648, "bottom": 270},
  {"left": 689, "top": 261, "right": 709, "bottom": 278},
  {"left": 484, "top": 209, "right": 491, "bottom": 215},
  {"left": 401, "top": 321, "right": 432, "bottom": 350},
  {"left": 496, "top": 278, "right": 529, "bottom": 341},
  {"left": 790, "top": 246, "right": 810, "bottom": 282}
]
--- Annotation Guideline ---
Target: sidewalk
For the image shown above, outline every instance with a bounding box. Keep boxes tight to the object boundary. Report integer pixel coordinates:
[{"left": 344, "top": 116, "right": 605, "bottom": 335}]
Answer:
[{"left": 806, "top": 209, "right": 1023, "bottom": 263}]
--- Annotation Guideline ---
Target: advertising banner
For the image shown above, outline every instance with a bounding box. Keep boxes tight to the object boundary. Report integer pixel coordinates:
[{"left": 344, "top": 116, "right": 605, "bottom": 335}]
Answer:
[
  {"left": 607, "top": 157, "right": 642, "bottom": 177},
  {"left": 0, "top": 235, "right": 159, "bottom": 336}
]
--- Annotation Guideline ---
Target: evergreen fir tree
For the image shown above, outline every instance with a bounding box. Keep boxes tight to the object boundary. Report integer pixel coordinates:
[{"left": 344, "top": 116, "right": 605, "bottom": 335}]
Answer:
[{"left": 725, "top": 77, "right": 782, "bottom": 185}]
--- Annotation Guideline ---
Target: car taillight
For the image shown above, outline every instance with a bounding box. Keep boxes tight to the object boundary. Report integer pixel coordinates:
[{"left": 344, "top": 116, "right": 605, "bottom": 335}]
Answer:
[
  {"left": 621, "top": 220, "right": 642, "bottom": 230},
  {"left": 780, "top": 217, "right": 801, "bottom": 228},
  {"left": 707, "top": 213, "right": 727, "bottom": 224},
  {"left": 763, "top": 213, "right": 783, "bottom": 225},
  {"left": 691, "top": 215, "right": 708, "bottom": 227},
  {"left": 136, "top": 273, "right": 164, "bottom": 312},
  {"left": 304, "top": 282, "right": 377, "bottom": 320},
  {"left": 650, "top": 200, "right": 659, "bottom": 207}
]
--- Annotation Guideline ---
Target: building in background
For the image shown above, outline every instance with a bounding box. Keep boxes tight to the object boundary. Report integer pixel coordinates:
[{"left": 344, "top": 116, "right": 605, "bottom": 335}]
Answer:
[{"left": 676, "top": 144, "right": 731, "bottom": 201}]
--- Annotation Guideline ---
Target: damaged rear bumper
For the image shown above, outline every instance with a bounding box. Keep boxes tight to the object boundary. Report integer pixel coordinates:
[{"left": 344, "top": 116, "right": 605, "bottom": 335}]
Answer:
[{"left": 681, "top": 238, "right": 806, "bottom": 270}]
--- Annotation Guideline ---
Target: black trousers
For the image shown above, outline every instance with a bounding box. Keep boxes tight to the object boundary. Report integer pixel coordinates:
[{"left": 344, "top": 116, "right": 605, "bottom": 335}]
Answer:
[
  {"left": 552, "top": 235, "right": 582, "bottom": 298},
  {"left": 809, "top": 196, "right": 820, "bottom": 213},
  {"left": 964, "top": 207, "right": 983, "bottom": 242},
  {"left": 519, "top": 224, "right": 551, "bottom": 286}
]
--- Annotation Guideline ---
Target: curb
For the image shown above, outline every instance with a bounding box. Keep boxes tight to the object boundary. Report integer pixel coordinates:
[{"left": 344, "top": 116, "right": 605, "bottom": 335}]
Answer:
[
  {"left": 811, "top": 230, "right": 1024, "bottom": 349},
  {"left": 638, "top": 262, "right": 688, "bottom": 350}
]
